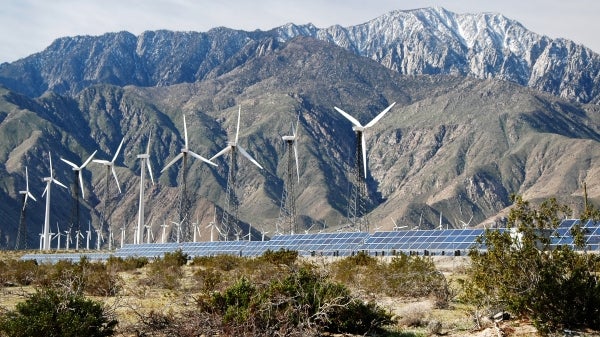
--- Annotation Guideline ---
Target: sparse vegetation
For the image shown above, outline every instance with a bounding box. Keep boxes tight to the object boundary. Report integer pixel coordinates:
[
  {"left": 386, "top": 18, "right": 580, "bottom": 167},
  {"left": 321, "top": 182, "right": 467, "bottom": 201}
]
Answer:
[
  {"left": 0, "top": 287, "right": 117, "bottom": 337},
  {"left": 462, "top": 195, "right": 600, "bottom": 334}
]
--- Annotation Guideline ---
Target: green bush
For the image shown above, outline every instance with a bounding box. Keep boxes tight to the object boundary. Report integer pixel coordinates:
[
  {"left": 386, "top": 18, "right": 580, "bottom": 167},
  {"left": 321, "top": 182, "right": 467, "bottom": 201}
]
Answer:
[
  {"left": 0, "top": 287, "right": 117, "bottom": 337},
  {"left": 162, "top": 249, "right": 189, "bottom": 267},
  {"left": 463, "top": 195, "right": 600, "bottom": 334},
  {"left": 106, "top": 256, "right": 148, "bottom": 272},
  {"left": 193, "top": 267, "right": 222, "bottom": 293},
  {"left": 258, "top": 249, "right": 298, "bottom": 266},
  {"left": 192, "top": 254, "right": 242, "bottom": 271},
  {"left": 142, "top": 250, "right": 187, "bottom": 290}
]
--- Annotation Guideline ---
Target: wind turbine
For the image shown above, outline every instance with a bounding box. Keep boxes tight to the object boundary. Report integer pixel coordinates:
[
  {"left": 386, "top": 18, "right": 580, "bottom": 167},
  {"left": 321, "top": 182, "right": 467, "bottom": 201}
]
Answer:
[
  {"left": 93, "top": 138, "right": 124, "bottom": 239},
  {"left": 277, "top": 117, "right": 300, "bottom": 235},
  {"left": 334, "top": 102, "right": 396, "bottom": 232},
  {"left": 160, "top": 222, "right": 168, "bottom": 243},
  {"left": 86, "top": 221, "right": 92, "bottom": 250},
  {"left": 144, "top": 224, "right": 154, "bottom": 244},
  {"left": 206, "top": 207, "right": 221, "bottom": 242},
  {"left": 120, "top": 226, "right": 126, "bottom": 248},
  {"left": 53, "top": 222, "right": 63, "bottom": 251},
  {"left": 211, "top": 106, "right": 263, "bottom": 239},
  {"left": 136, "top": 131, "right": 154, "bottom": 244},
  {"left": 15, "top": 166, "right": 36, "bottom": 250},
  {"left": 161, "top": 114, "right": 216, "bottom": 243},
  {"left": 61, "top": 150, "right": 97, "bottom": 243},
  {"left": 41, "top": 152, "right": 68, "bottom": 250}
]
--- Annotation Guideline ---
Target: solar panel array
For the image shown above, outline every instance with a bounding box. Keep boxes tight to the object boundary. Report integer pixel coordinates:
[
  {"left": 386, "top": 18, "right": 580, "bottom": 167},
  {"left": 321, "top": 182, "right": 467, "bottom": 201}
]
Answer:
[{"left": 20, "top": 219, "right": 600, "bottom": 264}]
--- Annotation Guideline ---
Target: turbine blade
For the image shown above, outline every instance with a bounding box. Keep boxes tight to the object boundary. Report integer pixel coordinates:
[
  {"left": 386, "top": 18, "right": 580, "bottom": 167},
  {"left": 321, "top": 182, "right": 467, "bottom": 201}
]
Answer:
[
  {"left": 27, "top": 192, "right": 37, "bottom": 202},
  {"left": 81, "top": 150, "right": 97, "bottom": 168},
  {"left": 334, "top": 107, "right": 363, "bottom": 128},
  {"left": 235, "top": 105, "right": 241, "bottom": 145},
  {"left": 361, "top": 133, "right": 368, "bottom": 179},
  {"left": 53, "top": 178, "right": 68, "bottom": 189},
  {"left": 25, "top": 166, "right": 30, "bottom": 192},
  {"left": 146, "top": 159, "right": 154, "bottom": 185},
  {"left": 60, "top": 158, "right": 79, "bottom": 169},
  {"left": 189, "top": 150, "right": 218, "bottom": 167},
  {"left": 365, "top": 102, "right": 396, "bottom": 128},
  {"left": 112, "top": 138, "right": 125, "bottom": 163},
  {"left": 111, "top": 166, "right": 122, "bottom": 193},
  {"left": 183, "top": 115, "right": 189, "bottom": 150},
  {"left": 146, "top": 130, "right": 152, "bottom": 155},
  {"left": 237, "top": 145, "right": 263, "bottom": 170},
  {"left": 209, "top": 146, "right": 231, "bottom": 161},
  {"left": 92, "top": 159, "right": 110, "bottom": 165},
  {"left": 294, "top": 141, "right": 299, "bottom": 183},
  {"left": 78, "top": 171, "right": 85, "bottom": 199},
  {"left": 49, "top": 152, "right": 53, "bottom": 178},
  {"left": 42, "top": 185, "right": 47, "bottom": 198},
  {"left": 160, "top": 152, "right": 183, "bottom": 173}
]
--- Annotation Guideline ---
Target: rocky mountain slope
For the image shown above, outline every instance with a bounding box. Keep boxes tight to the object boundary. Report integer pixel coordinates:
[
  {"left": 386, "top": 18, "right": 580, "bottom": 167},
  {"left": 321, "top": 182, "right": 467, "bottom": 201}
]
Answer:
[{"left": 1, "top": 9, "right": 600, "bottom": 248}]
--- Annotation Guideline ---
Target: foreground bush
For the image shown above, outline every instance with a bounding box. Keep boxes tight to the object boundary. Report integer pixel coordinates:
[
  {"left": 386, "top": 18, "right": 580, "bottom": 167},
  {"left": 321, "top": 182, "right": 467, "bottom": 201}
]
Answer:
[
  {"left": 462, "top": 196, "right": 600, "bottom": 334},
  {"left": 138, "top": 265, "right": 393, "bottom": 336},
  {"left": 0, "top": 287, "right": 117, "bottom": 337},
  {"left": 331, "top": 251, "right": 450, "bottom": 304}
]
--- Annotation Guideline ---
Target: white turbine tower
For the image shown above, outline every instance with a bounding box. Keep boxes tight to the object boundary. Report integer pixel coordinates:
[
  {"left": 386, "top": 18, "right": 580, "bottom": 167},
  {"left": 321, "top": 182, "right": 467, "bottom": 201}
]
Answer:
[
  {"left": 15, "top": 166, "right": 37, "bottom": 250},
  {"left": 277, "top": 118, "right": 300, "bottom": 234},
  {"left": 161, "top": 114, "right": 216, "bottom": 242},
  {"left": 334, "top": 102, "right": 396, "bottom": 232},
  {"left": 41, "top": 152, "right": 68, "bottom": 250},
  {"left": 61, "top": 150, "right": 97, "bottom": 242},
  {"left": 136, "top": 132, "right": 155, "bottom": 244},
  {"left": 93, "top": 138, "right": 124, "bottom": 238},
  {"left": 211, "top": 106, "right": 263, "bottom": 239}
]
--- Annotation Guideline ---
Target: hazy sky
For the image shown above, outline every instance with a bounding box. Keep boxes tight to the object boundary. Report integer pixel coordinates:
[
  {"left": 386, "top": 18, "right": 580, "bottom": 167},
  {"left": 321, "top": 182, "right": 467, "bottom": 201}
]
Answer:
[{"left": 2, "top": 0, "right": 599, "bottom": 63}]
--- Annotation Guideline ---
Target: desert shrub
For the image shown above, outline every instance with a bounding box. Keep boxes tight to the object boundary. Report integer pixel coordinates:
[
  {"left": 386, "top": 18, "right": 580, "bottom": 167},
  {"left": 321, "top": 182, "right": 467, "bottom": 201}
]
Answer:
[
  {"left": 0, "top": 259, "right": 38, "bottom": 286},
  {"left": 211, "top": 276, "right": 255, "bottom": 325},
  {"left": 81, "top": 262, "right": 122, "bottom": 297},
  {"left": 330, "top": 251, "right": 448, "bottom": 300},
  {"left": 258, "top": 249, "right": 298, "bottom": 266},
  {"left": 0, "top": 287, "right": 117, "bottom": 337},
  {"left": 162, "top": 249, "right": 189, "bottom": 267},
  {"left": 106, "top": 255, "right": 148, "bottom": 272},
  {"left": 142, "top": 251, "right": 186, "bottom": 290},
  {"left": 463, "top": 195, "right": 600, "bottom": 334},
  {"left": 193, "top": 267, "right": 222, "bottom": 293},
  {"left": 192, "top": 254, "right": 243, "bottom": 271},
  {"left": 330, "top": 251, "right": 380, "bottom": 286},
  {"left": 186, "top": 265, "right": 394, "bottom": 336},
  {"left": 385, "top": 254, "right": 447, "bottom": 298}
]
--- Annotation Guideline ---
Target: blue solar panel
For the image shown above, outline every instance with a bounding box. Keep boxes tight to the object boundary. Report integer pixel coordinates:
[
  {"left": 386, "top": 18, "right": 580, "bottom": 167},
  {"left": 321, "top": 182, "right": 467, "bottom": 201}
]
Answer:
[{"left": 20, "top": 219, "right": 600, "bottom": 263}]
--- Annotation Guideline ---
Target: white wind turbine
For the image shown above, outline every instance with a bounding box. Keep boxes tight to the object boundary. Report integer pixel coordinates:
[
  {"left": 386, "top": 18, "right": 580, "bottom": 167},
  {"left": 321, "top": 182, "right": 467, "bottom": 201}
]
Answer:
[
  {"left": 41, "top": 152, "right": 68, "bottom": 250},
  {"left": 136, "top": 132, "right": 154, "bottom": 244},
  {"left": 160, "top": 221, "right": 168, "bottom": 243},
  {"left": 15, "top": 166, "right": 37, "bottom": 250},
  {"left": 206, "top": 207, "right": 221, "bottom": 242},
  {"left": 61, "top": 150, "right": 97, "bottom": 241},
  {"left": 211, "top": 106, "right": 263, "bottom": 239},
  {"left": 161, "top": 114, "right": 216, "bottom": 242},
  {"left": 334, "top": 102, "right": 396, "bottom": 231},
  {"left": 334, "top": 102, "right": 396, "bottom": 179},
  {"left": 278, "top": 117, "right": 300, "bottom": 235},
  {"left": 93, "top": 138, "right": 124, "bottom": 241}
]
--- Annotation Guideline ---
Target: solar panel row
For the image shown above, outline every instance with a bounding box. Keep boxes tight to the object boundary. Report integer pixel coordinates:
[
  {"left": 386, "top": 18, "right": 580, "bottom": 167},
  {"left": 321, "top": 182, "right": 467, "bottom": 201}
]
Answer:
[{"left": 20, "top": 219, "right": 600, "bottom": 264}]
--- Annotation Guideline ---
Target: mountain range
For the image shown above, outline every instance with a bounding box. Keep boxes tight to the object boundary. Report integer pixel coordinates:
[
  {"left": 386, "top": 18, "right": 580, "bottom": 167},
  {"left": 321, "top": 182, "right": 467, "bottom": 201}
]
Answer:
[{"left": 0, "top": 7, "right": 599, "bottom": 248}]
